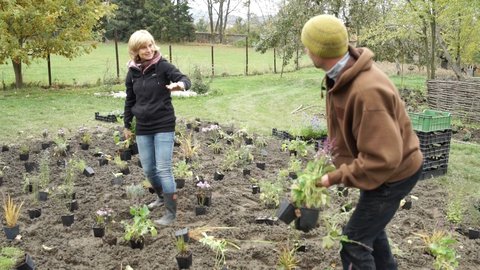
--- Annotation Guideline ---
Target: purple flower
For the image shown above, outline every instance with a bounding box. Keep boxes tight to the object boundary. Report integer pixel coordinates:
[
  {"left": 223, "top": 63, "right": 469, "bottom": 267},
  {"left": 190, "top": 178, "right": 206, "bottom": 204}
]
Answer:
[{"left": 196, "top": 181, "right": 211, "bottom": 189}]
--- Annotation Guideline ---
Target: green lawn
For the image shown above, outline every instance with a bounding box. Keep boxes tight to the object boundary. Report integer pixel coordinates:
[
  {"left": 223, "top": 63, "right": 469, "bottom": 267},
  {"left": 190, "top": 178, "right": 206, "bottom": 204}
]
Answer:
[{"left": 0, "top": 42, "right": 312, "bottom": 87}]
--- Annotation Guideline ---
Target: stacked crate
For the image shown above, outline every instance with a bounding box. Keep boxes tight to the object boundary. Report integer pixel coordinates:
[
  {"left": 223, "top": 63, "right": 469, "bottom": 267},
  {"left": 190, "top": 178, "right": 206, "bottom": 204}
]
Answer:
[{"left": 408, "top": 109, "right": 452, "bottom": 180}]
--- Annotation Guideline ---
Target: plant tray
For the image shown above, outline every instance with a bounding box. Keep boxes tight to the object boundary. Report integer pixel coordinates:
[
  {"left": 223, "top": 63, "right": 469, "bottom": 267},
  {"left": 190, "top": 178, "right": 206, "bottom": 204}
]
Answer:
[
  {"left": 94, "top": 112, "right": 121, "bottom": 123},
  {"left": 408, "top": 109, "right": 451, "bottom": 132},
  {"left": 420, "top": 142, "right": 451, "bottom": 158},
  {"left": 420, "top": 165, "right": 448, "bottom": 180},
  {"left": 415, "top": 130, "right": 452, "bottom": 145}
]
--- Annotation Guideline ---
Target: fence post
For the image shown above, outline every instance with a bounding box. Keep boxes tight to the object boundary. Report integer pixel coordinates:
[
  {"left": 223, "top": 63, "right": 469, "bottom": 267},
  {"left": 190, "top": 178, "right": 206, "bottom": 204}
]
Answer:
[
  {"left": 245, "top": 36, "right": 249, "bottom": 75},
  {"left": 169, "top": 45, "right": 172, "bottom": 63},
  {"left": 296, "top": 47, "right": 299, "bottom": 70},
  {"left": 114, "top": 29, "right": 120, "bottom": 79},
  {"left": 47, "top": 53, "right": 52, "bottom": 87},
  {"left": 273, "top": 48, "right": 276, "bottom": 74},
  {"left": 211, "top": 45, "right": 214, "bottom": 77}
]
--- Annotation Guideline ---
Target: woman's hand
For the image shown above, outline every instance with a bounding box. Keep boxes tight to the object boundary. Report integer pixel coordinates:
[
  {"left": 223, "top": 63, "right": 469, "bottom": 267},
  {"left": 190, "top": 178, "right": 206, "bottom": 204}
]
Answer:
[
  {"left": 166, "top": 82, "right": 185, "bottom": 91},
  {"left": 123, "top": 128, "right": 133, "bottom": 140}
]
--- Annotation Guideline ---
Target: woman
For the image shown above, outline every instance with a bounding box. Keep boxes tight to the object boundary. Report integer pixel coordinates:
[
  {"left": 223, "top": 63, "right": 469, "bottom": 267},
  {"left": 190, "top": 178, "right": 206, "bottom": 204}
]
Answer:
[{"left": 123, "top": 30, "right": 191, "bottom": 225}]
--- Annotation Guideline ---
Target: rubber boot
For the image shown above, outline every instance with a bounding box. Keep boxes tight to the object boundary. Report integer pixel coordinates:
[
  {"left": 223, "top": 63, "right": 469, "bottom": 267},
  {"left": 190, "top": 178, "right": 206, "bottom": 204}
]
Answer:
[
  {"left": 155, "top": 193, "right": 176, "bottom": 225},
  {"left": 147, "top": 186, "right": 164, "bottom": 210}
]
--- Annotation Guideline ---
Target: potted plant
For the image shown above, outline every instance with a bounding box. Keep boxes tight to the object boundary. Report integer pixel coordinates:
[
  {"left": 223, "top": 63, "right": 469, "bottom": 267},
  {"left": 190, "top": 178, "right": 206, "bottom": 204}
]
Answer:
[
  {"left": 19, "top": 144, "right": 29, "bottom": 161},
  {"left": 173, "top": 160, "right": 193, "bottom": 189},
  {"left": 258, "top": 180, "right": 283, "bottom": 209},
  {"left": 2, "top": 194, "right": 24, "bottom": 240},
  {"left": 92, "top": 207, "right": 114, "bottom": 238},
  {"left": 0, "top": 247, "right": 35, "bottom": 270},
  {"left": 41, "top": 128, "right": 50, "bottom": 149},
  {"left": 53, "top": 136, "right": 69, "bottom": 158},
  {"left": 113, "top": 155, "right": 129, "bottom": 175},
  {"left": 80, "top": 130, "right": 92, "bottom": 150},
  {"left": 175, "top": 235, "right": 193, "bottom": 269},
  {"left": 122, "top": 204, "right": 158, "bottom": 249},
  {"left": 113, "top": 130, "right": 132, "bottom": 161},
  {"left": 284, "top": 142, "right": 336, "bottom": 232},
  {"left": 125, "top": 183, "right": 145, "bottom": 207},
  {"left": 27, "top": 178, "right": 42, "bottom": 219},
  {"left": 0, "top": 166, "right": 5, "bottom": 186},
  {"left": 277, "top": 244, "right": 299, "bottom": 270},
  {"left": 207, "top": 139, "right": 223, "bottom": 154},
  {"left": 196, "top": 180, "right": 212, "bottom": 207},
  {"left": 178, "top": 132, "right": 199, "bottom": 163},
  {"left": 281, "top": 139, "right": 308, "bottom": 157},
  {"left": 288, "top": 157, "right": 302, "bottom": 179}
]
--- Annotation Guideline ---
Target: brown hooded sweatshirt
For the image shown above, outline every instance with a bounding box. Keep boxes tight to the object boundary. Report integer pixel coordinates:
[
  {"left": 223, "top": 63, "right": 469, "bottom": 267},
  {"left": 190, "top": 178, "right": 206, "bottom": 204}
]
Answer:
[{"left": 325, "top": 46, "right": 423, "bottom": 190}]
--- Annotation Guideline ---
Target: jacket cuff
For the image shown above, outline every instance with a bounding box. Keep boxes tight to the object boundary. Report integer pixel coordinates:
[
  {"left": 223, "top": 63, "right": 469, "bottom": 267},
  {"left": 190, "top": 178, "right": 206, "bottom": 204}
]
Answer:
[{"left": 327, "top": 170, "right": 343, "bottom": 185}]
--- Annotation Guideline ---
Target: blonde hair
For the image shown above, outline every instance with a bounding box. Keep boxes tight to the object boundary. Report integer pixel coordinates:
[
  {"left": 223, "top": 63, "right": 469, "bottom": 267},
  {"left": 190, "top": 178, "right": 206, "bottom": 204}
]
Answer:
[{"left": 127, "top": 30, "right": 160, "bottom": 61}]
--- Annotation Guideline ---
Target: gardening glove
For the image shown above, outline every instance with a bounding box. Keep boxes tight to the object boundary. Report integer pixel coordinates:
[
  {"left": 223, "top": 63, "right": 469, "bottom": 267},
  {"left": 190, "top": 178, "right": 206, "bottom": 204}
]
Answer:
[
  {"left": 123, "top": 128, "right": 133, "bottom": 140},
  {"left": 166, "top": 82, "right": 185, "bottom": 91},
  {"left": 316, "top": 174, "right": 332, "bottom": 188}
]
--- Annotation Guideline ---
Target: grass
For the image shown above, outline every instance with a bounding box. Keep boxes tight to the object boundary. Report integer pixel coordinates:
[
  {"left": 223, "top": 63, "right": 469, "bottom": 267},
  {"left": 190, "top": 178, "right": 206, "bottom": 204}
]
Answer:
[{"left": 0, "top": 42, "right": 312, "bottom": 87}]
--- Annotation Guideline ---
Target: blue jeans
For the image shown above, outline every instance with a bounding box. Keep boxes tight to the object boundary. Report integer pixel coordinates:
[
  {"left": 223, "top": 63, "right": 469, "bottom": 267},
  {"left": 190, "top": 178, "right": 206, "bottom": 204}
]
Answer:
[
  {"left": 340, "top": 166, "right": 422, "bottom": 270},
  {"left": 136, "top": 132, "right": 176, "bottom": 194}
]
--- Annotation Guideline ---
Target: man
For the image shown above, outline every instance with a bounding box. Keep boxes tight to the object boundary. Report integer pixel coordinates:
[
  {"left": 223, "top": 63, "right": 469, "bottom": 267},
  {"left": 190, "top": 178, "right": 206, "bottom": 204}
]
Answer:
[{"left": 301, "top": 14, "right": 423, "bottom": 269}]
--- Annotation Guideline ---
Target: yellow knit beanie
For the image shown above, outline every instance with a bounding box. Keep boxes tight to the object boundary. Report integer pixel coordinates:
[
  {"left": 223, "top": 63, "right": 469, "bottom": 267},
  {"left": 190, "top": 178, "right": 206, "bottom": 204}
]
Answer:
[{"left": 301, "top": 14, "right": 348, "bottom": 58}]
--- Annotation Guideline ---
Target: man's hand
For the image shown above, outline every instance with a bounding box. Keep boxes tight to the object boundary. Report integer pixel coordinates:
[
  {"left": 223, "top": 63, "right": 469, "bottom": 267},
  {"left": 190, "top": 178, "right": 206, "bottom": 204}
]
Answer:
[
  {"left": 316, "top": 174, "right": 332, "bottom": 188},
  {"left": 123, "top": 128, "right": 133, "bottom": 140},
  {"left": 166, "top": 82, "right": 185, "bottom": 91}
]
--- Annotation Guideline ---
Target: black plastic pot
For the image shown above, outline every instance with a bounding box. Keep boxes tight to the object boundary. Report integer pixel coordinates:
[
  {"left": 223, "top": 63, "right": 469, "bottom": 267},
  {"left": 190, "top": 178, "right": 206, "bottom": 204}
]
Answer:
[
  {"left": 24, "top": 162, "right": 37, "bottom": 173},
  {"left": 66, "top": 200, "right": 79, "bottom": 212},
  {"left": 251, "top": 185, "right": 260, "bottom": 194},
  {"left": 176, "top": 251, "right": 193, "bottom": 269},
  {"left": 38, "top": 191, "right": 49, "bottom": 201},
  {"left": 276, "top": 199, "right": 296, "bottom": 225},
  {"left": 256, "top": 162, "right": 266, "bottom": 170},
  {"left": 15, "top": 253, "right": 35, "bottom": 270},
  {"left": 3, "top": 224, "right": 20, "bottom": 240},
  {"left": 176, "top": 179, "right": 186, "bottom": 189},
  {"left": 119, "top": 149, "right": 132, "bottom": 161},
  {"left": 61, "top": 214, "right": 74, "bottom": 227},
  {"left": 19, "top": 153, "right": 29, "bottom": 161},
  {"left": 195, "top": 205, "right": 207, "bottom": 216},
  {"left": 175, "top": 228, "right": 190, "bottom": 243},
  {"left": 28, "top": 208, "right": 42, "bottom": 219},
  {"left": 129, "top": 238, "right": 144, "bottom": 249},
  {"left": 468, "top": 228, "right": 480, "bottom": 239},
  {"left": 294, "top": 207, "right": 320, "bottom": 232},
  {"left": 98, "top": 158, "right": 108, "bottom": 166},
  {"left": 213, "top": 171, "right": 224, "bottom": 181},
  {"left": 92, "top": 225, "right": 105, "bottom": 238},
  {"left": 80, "top": 143, "right": 90, "bottom": 150},
  {"left": 242, "top": 169, "right": 251, "bottom": 177},
  {"left": 83, "top": 167, "right": 95, "bottom": 177}
]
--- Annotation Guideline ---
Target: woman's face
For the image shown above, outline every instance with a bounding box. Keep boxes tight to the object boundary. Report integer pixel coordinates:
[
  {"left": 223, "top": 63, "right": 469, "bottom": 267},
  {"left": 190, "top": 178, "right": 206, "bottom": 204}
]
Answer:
[{"left": 137, "top": 41, "right": 155, "bottom": 61}]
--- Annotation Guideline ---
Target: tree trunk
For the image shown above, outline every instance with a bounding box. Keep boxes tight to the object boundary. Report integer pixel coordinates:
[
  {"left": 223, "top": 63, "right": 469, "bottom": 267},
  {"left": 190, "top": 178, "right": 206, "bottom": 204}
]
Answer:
[
  {"left": 436, "top": 28, "right": 464, "bottom": 80},
  {"left": 12, "top": 59, "right": 23, "bottom": 88},
  {"left": 429, "top": 2, "right": 436, "bottom": 80}
]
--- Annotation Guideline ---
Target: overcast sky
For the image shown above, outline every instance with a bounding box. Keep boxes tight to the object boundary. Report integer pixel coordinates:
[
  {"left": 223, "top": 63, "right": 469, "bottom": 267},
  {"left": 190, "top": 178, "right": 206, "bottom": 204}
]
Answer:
[{"left": 189, "top": 0, "right": 281, "bottom": 21}]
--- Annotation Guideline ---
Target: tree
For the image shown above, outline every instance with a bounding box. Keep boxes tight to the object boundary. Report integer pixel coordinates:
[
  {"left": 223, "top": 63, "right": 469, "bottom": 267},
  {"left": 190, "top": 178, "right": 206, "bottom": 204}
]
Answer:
[
  {"left": 195, "top": 0, "right": 242, "bottom": 43},
  {"left": 0, "top": 0, "right": 116, "bottom": 88},
  {"left": 146, "top": 0, "right": 195, "bottom": 42}
]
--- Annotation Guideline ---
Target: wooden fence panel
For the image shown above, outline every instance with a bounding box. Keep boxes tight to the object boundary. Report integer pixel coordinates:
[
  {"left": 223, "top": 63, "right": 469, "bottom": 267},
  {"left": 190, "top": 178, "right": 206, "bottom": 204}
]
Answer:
[{"left": 427, "top": 80, "right": 480, "bottom": 122}]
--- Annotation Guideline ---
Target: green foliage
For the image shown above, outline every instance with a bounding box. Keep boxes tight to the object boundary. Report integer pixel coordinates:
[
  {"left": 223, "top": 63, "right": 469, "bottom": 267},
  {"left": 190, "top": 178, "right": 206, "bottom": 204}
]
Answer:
[
  {"left": 173, "top": 160, "right": 193, "bottom": 179},
  {"left": 446, "top": 197, "right": 464, "bottom": 224},
  {"left": 19, "top": 144, "right": 29, "bottom": 155},
  {"left": 0, "top": 246, "right": 24, "bottom": 269},
  {"left": 122, "top": 204, "right": 157, "bottom": 241},
  {"left": 288, "top": 156, "right": 302, "bottom": 173},
  {"left": 175, "top": 235, "right": 189, "bottom": 255},
  {"left": 53, "top": 137, "right": 68, "bottom": 157},
  {"left": 281, "top": 139, "right": 308, "bottom": 157},
  {"left": 258, "top": 180, "right": 283, "bottom": 208},
  {"left": 199, "top": 232, "right": 240, "bottom": 269},
  {"left": 417, "top": 230, "right": 459, "bottom": 270},
  {"left": 221, "top": 146, "right": 254, "bottom": 172},
  {"left": 38, "top": 152, "right": 50, "bottom": 190},
  {"left": 113, "top": 155, "right": 128, "bottom": 170},
  {"left": 277, "top": 244, "right": 299, "bottom": 270},
  {"left": 290, "top": 155, "right": 335, "bottom": 209},
  {"left": 191, "top": 65, "right": 210, "bottom": 94},
  {"left": 0, "top": 0, "right": 116, "bottom": 87},
  {"left": 125, "top": 184, "right": 145, "bottom": 206}
]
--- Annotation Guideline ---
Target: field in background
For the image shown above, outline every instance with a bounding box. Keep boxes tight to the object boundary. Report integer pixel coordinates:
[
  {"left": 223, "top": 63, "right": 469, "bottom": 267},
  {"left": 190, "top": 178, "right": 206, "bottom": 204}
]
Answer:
[{"left": 0, "top": 42, "right": 312, "bottom": 87}]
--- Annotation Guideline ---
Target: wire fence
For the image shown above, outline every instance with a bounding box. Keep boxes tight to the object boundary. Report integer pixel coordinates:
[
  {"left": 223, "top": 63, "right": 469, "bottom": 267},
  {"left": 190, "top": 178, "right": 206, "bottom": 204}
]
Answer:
[{"left": 0, "top": 42, "right": 312, "bottom": 88}]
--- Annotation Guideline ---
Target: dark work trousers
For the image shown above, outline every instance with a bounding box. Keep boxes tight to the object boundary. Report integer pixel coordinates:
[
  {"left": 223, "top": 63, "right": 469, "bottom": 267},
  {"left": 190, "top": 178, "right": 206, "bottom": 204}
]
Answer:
[{"left": 340, "top": 166, "right": 422, "bottom": 270}]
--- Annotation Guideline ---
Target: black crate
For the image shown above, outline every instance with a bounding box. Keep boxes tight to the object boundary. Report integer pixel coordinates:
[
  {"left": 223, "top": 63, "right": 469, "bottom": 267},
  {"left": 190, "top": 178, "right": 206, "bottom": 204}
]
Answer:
[
  {"left": 422, "top": 156, "right": 449, "bottom": 171},
  {"left": 416, "top": 130, "right": 452, "bottom": 145},
  {"left": 95, "top": 112, "right": 118, "bottom": 123},
  {"left": 420, "top": 165, "right": 448, "bottom": 180},
  {"left": 420, "top": 142, "right": 451, "bottom": 158}
]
